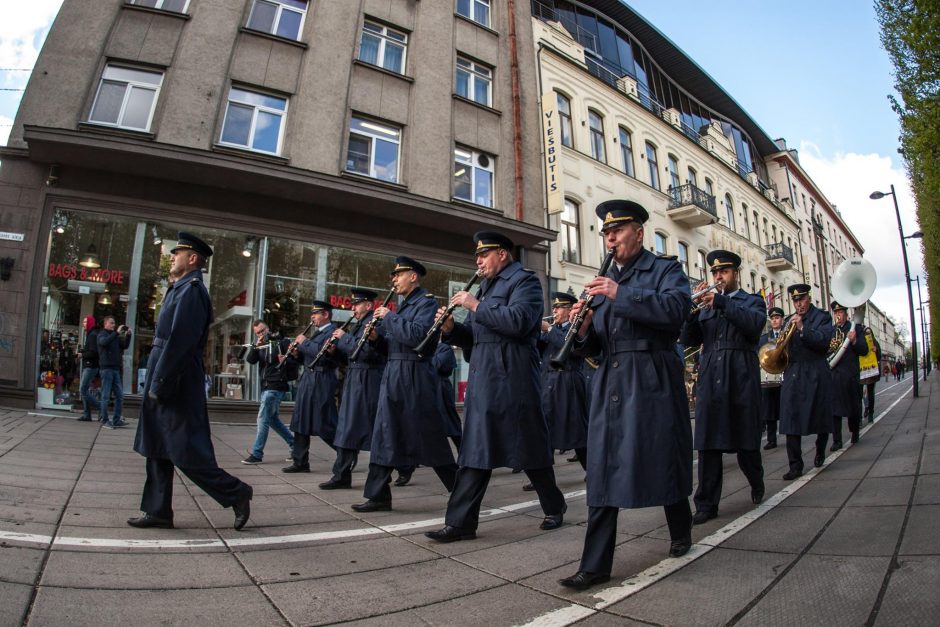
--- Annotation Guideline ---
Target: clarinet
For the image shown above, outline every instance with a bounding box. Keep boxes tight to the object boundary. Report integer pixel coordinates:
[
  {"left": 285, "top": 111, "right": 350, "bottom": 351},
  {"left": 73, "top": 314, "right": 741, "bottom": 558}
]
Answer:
[
  {"left": 276, "top": 321, "right": 315, "bottom": 370},
  {"left": 349, "top": 288, "right": 396, "bottom": 361},
  {"left": 307, "top": 317, "right": 355, "bottom": 370},
  {"left": 549, "top": 248, "right": 616, "bottom": 370},
  {"left": 414, "top": 270, "right": 483, "bottom": 358}
]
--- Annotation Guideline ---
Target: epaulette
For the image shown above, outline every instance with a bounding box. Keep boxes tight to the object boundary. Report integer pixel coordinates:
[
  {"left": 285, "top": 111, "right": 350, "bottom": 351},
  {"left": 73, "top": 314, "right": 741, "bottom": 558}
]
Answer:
[{"left": 425, "top": 293, "right": 435, "bottom": 298}]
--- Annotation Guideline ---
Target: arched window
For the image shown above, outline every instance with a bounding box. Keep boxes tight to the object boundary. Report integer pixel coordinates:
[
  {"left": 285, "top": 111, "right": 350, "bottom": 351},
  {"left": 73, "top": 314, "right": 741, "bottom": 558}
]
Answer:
[
  {"left": 556, "top": 92, "right": 573, "bottom": 148},
  {"left": 667, "top": 154, "right": 680, "bottom": 190},
  {"left": 724, "top": 194, "right": 735, "bottom": 231},
  {"left": 704, "top": 177, "right": 714, "bottom": 198},
  {"left": 618, "top": 127, "right": 634, "bottom": 177},
  {"left": 646, "top": 142, "right": 659, "bottom": 190},
  {"left": 654, "top": 232, "right": 667, "bottom": 255},
  {"left": 560, "top": 198, "right": 581, "bottom": 264},
  {"left": 742, "top": 203, "right": 750, "bottom": 239},
  {"left": 753, "top": 210, "right": 761, "bottom": 246},
  {"left": 687, "top": 167, "right": 698, "bottom": 187},
  {"left": 677, "top": 241, "right": 689, "bottom": 276},
  {"left": 588, "top": 109, "right": 605, "bottom": 163},
  {"left": 698, "top": 249, "right": 707, "bottom": 279}
]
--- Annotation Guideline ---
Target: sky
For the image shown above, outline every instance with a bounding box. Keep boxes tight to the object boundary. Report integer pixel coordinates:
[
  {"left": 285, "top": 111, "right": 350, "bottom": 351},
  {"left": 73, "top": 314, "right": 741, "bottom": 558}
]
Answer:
[{"left": 0, "top": 0, "right": 928, "bottom": 339}]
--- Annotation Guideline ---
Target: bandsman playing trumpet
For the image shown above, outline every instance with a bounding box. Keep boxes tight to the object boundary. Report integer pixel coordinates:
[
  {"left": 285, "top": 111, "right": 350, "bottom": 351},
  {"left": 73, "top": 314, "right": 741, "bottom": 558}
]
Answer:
[
  {"left": 680, "top": 250, "right": 766, "bottom": 525},
  {"left": 828, "top": 300, "right": 868, "bottom": 449},
  {"left": 759, "top": 307, "right": 786, "bottom": 450}
]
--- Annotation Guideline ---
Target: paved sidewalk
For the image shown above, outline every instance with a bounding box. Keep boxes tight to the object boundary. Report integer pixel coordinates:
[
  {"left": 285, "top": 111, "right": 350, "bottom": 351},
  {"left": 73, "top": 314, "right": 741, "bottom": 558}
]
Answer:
[{"left": 0, "top": 374, "right": 936, "bottom": 626}]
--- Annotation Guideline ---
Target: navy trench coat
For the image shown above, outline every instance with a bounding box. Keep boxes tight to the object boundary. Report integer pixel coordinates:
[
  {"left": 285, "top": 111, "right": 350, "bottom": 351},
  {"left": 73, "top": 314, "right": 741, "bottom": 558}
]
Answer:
[
  {"left": 779, "top": 305, "right": 833, "bottom": 436},
  {"left": 680, "top": 290, "right": 766, "bottom": 451},
  {"left": 575, "top": 249, "right": 693, "bottom": 509},
  {"left": 539, "top": 323, "right": 589, "bottom": 449},
  {"left": 370, "top": 287, "right": 455, "bottom": 468},
  {"left": 290, "top": 323, "right": 339, "bottom": 441},
  {"left": 445, "top": 261, "right": 553, "bottom": 470},
  {"left": 134, "top": 270, "right": 217, "bottom": 468},
  {"left": 432, "top": 343, "right": 462, "bottom": 438},
  {"left": 830, "top": 320, "right": 868, "bottom": 418},
  {"left": 333, "top": 314, "right": 386, "bottom": 451}
]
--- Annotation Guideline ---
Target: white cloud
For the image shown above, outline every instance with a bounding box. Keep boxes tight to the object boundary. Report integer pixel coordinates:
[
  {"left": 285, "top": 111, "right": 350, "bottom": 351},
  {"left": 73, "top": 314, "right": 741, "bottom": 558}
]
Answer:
[
  {"left": 798, "top": 142, "right": 926, "bottom": 334},
  {"left": 0, "top": 114, "right": 12, "bottom": 146},
  {"left": 0, "top": 0, "right": 63, "bottom": 76}
]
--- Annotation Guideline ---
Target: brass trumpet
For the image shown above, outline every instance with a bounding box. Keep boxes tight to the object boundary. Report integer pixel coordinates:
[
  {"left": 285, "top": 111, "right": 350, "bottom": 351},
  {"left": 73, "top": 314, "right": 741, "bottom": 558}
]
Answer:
[{"left": 690, "top": 280, "right": 725, "bottom": 314}]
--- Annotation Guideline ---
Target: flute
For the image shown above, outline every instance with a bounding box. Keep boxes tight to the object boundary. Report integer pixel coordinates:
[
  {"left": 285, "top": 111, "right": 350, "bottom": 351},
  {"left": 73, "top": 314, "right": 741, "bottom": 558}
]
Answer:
[
  {"left": 414, "top": 271, "right": 482, "bottom": 358},
  {"left": 349, "top": 288, "right": 396, "bottom": 361},
  {"left": 549, "top": 248, "right": 616, "bottom": 369}
]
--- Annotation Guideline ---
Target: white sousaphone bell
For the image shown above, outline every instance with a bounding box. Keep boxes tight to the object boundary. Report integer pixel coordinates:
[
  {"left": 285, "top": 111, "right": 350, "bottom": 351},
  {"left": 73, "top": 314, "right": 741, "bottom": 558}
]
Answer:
[{"left": 827, "top": 257, "right": 877, "bottom": 368}]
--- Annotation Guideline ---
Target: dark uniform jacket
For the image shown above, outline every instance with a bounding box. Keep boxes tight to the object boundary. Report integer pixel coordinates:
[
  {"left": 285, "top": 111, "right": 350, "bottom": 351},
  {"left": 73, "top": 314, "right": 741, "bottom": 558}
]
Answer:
[
  {"left": 370, "top": 286, "right": 455, "bottom": 468},
  {"left": 134, "top": 269, "right": 217, "bottom": 468},
  {"left": 333, "top": 314, "right": 386, "bottom": 451},
  {"left": 779, "top": 305, "right": 833, "bottom": 435},
  {"left": 245, "top": 336, "right": 294, "bottom": 392},
  {"left": 538, "top": 323, "right": 588, "bottom": 449},
  {"left": 97, "top": 328, "right": 131, "bottom": 369},
  {"left": 445, "top": 261, "right": 552, "bottom": 470},
  {"left": 432, "top": 343, "right": 462, "bottom": 438},
  {"left": 830, "top": 320, "right": 868, "bottom": 418},
  {"left": 680, "top": 290, "right": 766, "bottom": 451},
  {"left": 759, "top": 328, "right": 783, "bottom": 423},
  {"left": 575, "top": 248, "right": 693, "bottom": 509},
  {"left": 290, "top": 323, "right": 339, "bottom": 441}
]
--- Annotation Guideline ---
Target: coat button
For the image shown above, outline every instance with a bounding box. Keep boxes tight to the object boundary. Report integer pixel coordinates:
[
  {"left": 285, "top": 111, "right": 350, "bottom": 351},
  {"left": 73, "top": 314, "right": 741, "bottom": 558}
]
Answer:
[
  {"left": 611, "top": 395, "right": 619, "bottom": 402},
  {"left": 612, "top": 360, "right": 619, "bottom": 368}
]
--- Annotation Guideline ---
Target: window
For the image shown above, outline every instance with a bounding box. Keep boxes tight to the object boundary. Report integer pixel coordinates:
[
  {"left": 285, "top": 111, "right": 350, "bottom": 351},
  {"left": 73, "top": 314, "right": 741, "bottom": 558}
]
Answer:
[
  {"left": 456, "top": 0, "right": 490, "bottom": 27},
  {"left": 89, "top": 65, "right": 164, "bottom": 131},
  {"left": 687, "top": 167, "right": 697, "bottom": 187},
  {"left": 588, "top": 110, "right": 605, "bottom": 163},
  {"left": 698, "top": 250, "right": 707, "bottom": 279},
  {"left": 705, "top": 177, "right": 714, "bottom": 197},
  {"left": 677, "top": 242, "right": 689, "bottom": 276},
  {"left": 358, "top": 20, "right": 407, "bottom": 74},
  {"left": 456, "top": 57, "right": 492, "bottom": 106},
  {"left": 246, "top": 0, "right": 307, "bottom": 41},
  {"left": 754, "top": 211, "right": 761, "bottom": 246},
  {"left": 667, "top": 154, "right": 680, "bottom": 190},
  {"left": 724, "top": 194, "right": 735, "bottom": 231},
  {"left": 654, "top": 232, "right": 667, "bottom": 256},
  {"left": 557, "top": 93, "right": 573, "bottom": 148},
  {"left": 346, "top": 116, "right": 401, "bottom": 183},
  {"left": 219, "top": 87, "right": 287, "bottom": 155},
  {"left": 560, "top": 198, "right": 581, "bottom": 264},
  {"left": 646, "top": 142, "right": 659, "bottom": 190},
  {"left": 129, "top": 0, "right": 189, "bottom": 11},
  {"left": 453, "top": 147, "right": 494, "bottom": 207},
  {"left": 742, "top": 203, "right": 750, "bottom": 239},
  {"left": 750, "top": 272, "right": 757, "bottom": 292},
  {"left": 619, "top": 127, "right": 633, "bottom": 176}
]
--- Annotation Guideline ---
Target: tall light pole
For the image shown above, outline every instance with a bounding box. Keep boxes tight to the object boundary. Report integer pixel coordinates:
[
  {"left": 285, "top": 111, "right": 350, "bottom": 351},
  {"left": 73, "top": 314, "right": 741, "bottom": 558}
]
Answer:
[
  {"left": 914, "top": 277, "right": 927, "bottom": 380},
  {"left": 870, "top": 185, "right": 919, "bottom": 397}
]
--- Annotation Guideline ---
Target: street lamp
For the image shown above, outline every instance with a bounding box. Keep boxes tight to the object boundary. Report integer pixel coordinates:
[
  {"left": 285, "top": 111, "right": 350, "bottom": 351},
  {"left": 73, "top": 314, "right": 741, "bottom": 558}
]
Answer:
[
  {"left": 870, "top": 185, "right": 919, "bottom": 397},
  {"left": 914, "top": 278, "right": 928, "bottom": 380}
]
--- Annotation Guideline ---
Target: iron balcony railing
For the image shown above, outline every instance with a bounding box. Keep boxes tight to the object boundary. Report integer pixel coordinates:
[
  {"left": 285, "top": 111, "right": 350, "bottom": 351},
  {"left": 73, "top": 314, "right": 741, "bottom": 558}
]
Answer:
[
  {"left": 765, "top": 242, "right": 795, "bottom": 265},
  {"left": 669, "top": 183, "right": 717, "bottom": 217}
]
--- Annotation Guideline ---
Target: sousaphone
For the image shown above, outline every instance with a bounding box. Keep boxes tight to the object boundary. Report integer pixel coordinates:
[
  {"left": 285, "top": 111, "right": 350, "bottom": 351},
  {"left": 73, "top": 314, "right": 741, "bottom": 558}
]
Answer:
[{"left": 827, "top": 258, "right": 877, "bottom": 368}]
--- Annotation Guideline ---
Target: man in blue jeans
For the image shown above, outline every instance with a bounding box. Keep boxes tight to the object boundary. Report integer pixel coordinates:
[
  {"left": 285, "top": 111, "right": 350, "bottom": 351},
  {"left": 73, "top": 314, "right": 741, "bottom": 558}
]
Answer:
[
  {"left": 98, "top": 316, "right": 132, "bottom": 428},
  {"left": 78, "top": 315, "right": 100, "bottom": 421},
  {"left": 242, "top": 320, "right": 296, "bottom": 464}
]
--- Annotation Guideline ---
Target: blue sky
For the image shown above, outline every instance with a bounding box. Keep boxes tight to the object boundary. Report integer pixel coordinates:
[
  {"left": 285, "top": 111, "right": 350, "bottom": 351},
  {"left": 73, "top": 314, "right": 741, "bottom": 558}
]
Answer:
[{"left": 0, "top": 1, "right": 927, "bottom": 337}]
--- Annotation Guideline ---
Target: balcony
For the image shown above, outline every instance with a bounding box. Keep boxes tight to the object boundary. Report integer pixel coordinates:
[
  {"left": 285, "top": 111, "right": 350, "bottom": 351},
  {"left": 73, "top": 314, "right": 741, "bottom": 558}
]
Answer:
[
  {"left": 667, "top": 184, "right": 717, "bottom": 228},
  {"left": 765, "top": 242, "right": 796, "bottom": 271}
]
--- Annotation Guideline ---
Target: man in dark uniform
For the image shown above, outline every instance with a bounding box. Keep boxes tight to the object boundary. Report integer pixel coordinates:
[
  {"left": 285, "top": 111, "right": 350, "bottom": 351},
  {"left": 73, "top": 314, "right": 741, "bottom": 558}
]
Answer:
[
  {"left": 320, "top": 288, "right": 386, "bottom": 489},
  {"left": 351, "top": 257, "right": 458, "bottom": 512},
  {"left": 283, "top": 301, "right": 339, "bottom": 473},
  {"left": 680, "top": 250, "right": 766, "bottom": 524},
  {"left": 129, "top": 232, "right": 252, "bottom": 530},
  {"left": 759, "top": 307, "right": 786, "bottom": 449},
  {"left": 432, "top": 342, "right": 463, "bottom": 452},
  {"left": 828, "top": 300, "right": 869, "bottom": 449},
  {"left": 779, "top": 284, "right": 833, "bottom": 479},
  {"left": 559, "top": 200, "right": 693, "bottom": 591},
  {"left": 425, "top": 232, "right": 567, "bottom": 542}
]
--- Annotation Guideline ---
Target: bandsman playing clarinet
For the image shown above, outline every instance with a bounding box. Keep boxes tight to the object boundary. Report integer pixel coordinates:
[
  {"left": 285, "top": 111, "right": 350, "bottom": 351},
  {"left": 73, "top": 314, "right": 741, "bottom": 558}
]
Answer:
[
  {"left": 829, "top": 300, "right": 868, "bottom": 449},
  {"left": 559, "top": 200, "right": 693, "bottom": 591},
  {"left": 680, "top": 250, "right": 766, "bottom": 525},
  {"left": 759, "top": 307, "right": 786, "bottom": 450}
]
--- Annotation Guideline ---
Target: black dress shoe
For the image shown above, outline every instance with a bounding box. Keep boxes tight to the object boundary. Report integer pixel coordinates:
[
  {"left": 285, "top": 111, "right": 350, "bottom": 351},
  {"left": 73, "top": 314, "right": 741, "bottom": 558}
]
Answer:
[
  {"left": 814, "top": 453, "right": 825, "bottom": 468},
  {"left": 782, "top": 469, "right": 803, "bottom": 480},
  {"left": 850, "top": 431, "right": 859, "bottom": 444},
  {"left": 351, "top": 500, "right": 391, "bottom": 513},
  {"left": 669, "top": 535, "right": 692, "bottom": 558},
  {"left": 540, "top": 504, "right": 567, "bottom": 530},
  {"left": 127, "top": 513, "right": 174, "bottom": 529},
  {"left": 77, "top": 416, "right": 92, "bottom": 422},
  {"left": 319, "top": 479, "right": 352, "bottom": 490},
  {"left": 282, "top": 464, "right": 310, "bottom": 473},
  {"left": 425, "top": 525, "right": 476, "bottom": 543},
  {"left": 233, "top": 486, "right": 252, "bottom": 531},
  {"left": 393, "top": 473, "right": 412, "bottom": 486},
  {"left": 830, "top": 442, "right": 842, "bottom": 452},
  {"left": 692, "top": 510, "right": 717, "bottom": 525},
  {"left": 751, "top": 484, "right": 765, "bottom": 504},
  {"left": 558, "top": 571, "right": 610, "bottom": 590},
  {"left": 763, "top": 441, "right": 777, "bottom": 450},
  {"left": 522, "top": 482, "right": 535, "bottom": 491}
]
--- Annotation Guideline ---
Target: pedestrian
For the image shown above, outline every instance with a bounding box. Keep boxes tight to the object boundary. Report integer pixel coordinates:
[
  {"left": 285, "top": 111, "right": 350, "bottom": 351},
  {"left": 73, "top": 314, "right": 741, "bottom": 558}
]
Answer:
[
  {"left": 828, "top": 301, "right": 868, "bottom": 448},
  {"left": 78, "top": 315, "right": 100, "bottom": 421},
  {"left": 241, "top": 320, "right": 296, "bottom": 465},
  {"left": 129, "top": 232, "right": 252, "bottom": 531},
  {"left": 759, "top": 307, "right": 786, "bottom": 449},
  {"left": 862, "top": 329, "right": 882, "bottom": 422},
  {"left": 97, "top": 316, "right": 131, "bottom": 428},
  {"left": 426, "top": 231, "right": 566, "bottom": 543},
  {"left": 558, "top": 200, "right": 693, "bottom": 591}
]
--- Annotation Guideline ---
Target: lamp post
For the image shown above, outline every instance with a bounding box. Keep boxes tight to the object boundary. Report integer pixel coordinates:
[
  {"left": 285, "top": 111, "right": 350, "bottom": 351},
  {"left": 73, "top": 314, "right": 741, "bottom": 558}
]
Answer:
[
  {"left": 914, "top": 278, "right": 927, "bottom": 380},
  {"left": 870, "top": 185, "right": 919, "bottom": 397}
]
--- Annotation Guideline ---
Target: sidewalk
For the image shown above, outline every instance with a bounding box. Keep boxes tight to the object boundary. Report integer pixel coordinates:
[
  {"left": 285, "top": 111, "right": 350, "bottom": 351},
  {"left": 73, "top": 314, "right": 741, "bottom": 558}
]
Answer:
[{"left": 0, "top": 374, "right": 936, "bottom": 626}]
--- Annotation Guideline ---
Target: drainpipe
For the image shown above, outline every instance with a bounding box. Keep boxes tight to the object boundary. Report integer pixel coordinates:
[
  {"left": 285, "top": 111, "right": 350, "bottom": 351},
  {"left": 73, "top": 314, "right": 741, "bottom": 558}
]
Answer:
[{"left": 507, "top": 0, "right": 525, "bottom": 222}]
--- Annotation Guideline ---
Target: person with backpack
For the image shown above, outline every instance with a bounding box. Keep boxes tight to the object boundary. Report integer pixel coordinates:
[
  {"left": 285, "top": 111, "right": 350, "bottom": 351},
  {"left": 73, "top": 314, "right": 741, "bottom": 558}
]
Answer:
[
  {"left": 78, "top": 316, "right": 100, "bottom": 421},
  {"left": 241, "top": 320, "right": 297, "bottom": 464}
]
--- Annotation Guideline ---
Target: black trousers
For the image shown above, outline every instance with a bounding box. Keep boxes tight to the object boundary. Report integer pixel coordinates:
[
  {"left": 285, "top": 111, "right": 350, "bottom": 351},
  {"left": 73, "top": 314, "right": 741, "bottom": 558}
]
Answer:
[
  {"left": 865, "top": 382, "right": 876, "bottom": 419},
  {"left": 363, "top": 462, "right": 457, "bottom": 504},
  {"left": 765, "top": 421, "right": 778, "bottom": 445},
  {"left": 141, "top": 457, "right": 250, "bottom": 519},
  {"left": 330, "top": 447, "right": 359, "bottom": 483},
  {"left": 785, "top": 433, "right": 827, "bottom": 474},
  {"left": 291, "top": 432, "right": 335, "bottom": 469},
  {"left": 580, "top": 500, "right": 691, "bottom": 575},
  {"left": 831, "top": 416, "right": 861, "bottom": 446},
  {"left": 693, "top": 449, "right": 763, "bottom": 514},
  {"left": 445, "top": 466, "right": 565, "bottom": 530}
]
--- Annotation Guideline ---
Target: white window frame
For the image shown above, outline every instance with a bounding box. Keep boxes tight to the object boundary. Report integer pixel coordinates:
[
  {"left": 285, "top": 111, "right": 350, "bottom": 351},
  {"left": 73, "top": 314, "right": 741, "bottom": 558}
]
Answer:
[
  {"left": 129, "top": 0, "right": 190, "bottom": 11},
  {"left": 456, "top": 0, "right": 491, "bottom": 28},
  {"left": 724, "top": 194, "right": 735, "bottom": 231},
  {"left": 456, "top": 57, "right": 492, "bottom": 107},
  {"left": 654, "top": 232, "right": 667, "bottom": 256},
  {"left": 667, "top": 154, "right": 680, "bottom": 190},
  {"left": 619, "top": 127, "right": 634, "bottom": 177},
  {"left": 588, "top": 110, "right": 605, "bottom": 163},
  {"left": 246, "top": 0, "right": 308, "bottom": 41},
  {"left": 358, "top": 20, "right": 408, "bottom": 75},
  {"left": 453, "top": 146, "right": 495, "bottom": 208},
  {"left": 88, "top": 64, "right": 164, "bottom": 132},
  {"left": 560, "top": 198, "right": 581, "bottom": 264},
  {"left": 677, "top": 242, "right": 689, "bottom": 276},
  {"left": 346, "top": 116, "right": 402, "bottom": 183},
  {"left": 219, "top": 87, "right": 288, "bottom": 155},
  {"left": 557, "top": 92, "right": 573, "bottom": 148},
  {"left": 646, "top": 142, "right": 659, "bottom": 190}
]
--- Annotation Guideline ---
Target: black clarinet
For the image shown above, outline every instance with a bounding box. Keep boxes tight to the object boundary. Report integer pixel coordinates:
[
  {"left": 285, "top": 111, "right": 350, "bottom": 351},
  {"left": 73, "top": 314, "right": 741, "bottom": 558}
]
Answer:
[
  {"left": 414, "top": 270, "right": 482, "bottom": 358},
  {"left": 308, "top": 317, "right": 355, "bottom": 370},
  {"left": 349, "top": 288, "right": 395, "bottom": 361},
  {"left": 276, "top": 321, "right": 315, "bottom": 370},
  {"left": 550, "top": 248, "right": 616, "bottom": 370}
]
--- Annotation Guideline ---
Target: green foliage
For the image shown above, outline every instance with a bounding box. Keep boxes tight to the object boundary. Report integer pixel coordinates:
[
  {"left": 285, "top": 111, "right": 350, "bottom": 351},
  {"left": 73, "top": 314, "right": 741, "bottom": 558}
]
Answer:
[{"left": 876, "top": 0, "right": 940, "bottom": 360}]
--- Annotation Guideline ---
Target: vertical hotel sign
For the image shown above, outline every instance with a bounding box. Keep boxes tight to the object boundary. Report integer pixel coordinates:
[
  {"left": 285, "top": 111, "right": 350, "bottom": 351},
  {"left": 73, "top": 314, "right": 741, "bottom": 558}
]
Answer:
[{"left": 541, "top": 92, "right": 564, "bottom": 215}]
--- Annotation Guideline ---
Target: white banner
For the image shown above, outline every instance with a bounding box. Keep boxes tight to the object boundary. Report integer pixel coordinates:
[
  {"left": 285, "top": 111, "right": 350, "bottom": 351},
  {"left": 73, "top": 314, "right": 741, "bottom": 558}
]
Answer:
[{"left": 541, "top": 92, "right": 564, "bottom": 215}]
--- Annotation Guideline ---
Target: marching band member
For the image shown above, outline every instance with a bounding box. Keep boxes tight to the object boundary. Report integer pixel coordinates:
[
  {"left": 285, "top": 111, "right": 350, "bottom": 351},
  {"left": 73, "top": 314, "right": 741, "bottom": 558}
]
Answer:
[
  {"left": 759, "top": 307, "right": 786, "bottom": 449},
  {"left": 828, "top": 300, "right": 868, "bottom": 448}
]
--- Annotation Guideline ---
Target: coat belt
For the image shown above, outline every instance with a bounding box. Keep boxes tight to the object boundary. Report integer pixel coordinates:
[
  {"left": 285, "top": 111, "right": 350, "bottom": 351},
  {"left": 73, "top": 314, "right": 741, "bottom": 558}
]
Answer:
[
  {"left": 388, "top": 352, "right": 422, "bottom": 361},
  {"left": 611, "top": 339, "right": 674, "bottom": 353},
  {"left": 704, "top": 341, "right": 753, "bottom": 352}
]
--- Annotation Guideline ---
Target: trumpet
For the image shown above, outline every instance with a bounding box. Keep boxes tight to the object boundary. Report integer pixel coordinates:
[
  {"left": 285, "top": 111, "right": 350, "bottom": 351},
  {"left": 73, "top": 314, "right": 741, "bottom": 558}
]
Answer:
[
  {"left": 542, "top": 315, "right": 556, "bottom": 322},
  {"left": 414, "top": 270, "right": 483, "bottom": 358},
  {"left": 690, "top": 280, "right": 725, "bottom": 314}
]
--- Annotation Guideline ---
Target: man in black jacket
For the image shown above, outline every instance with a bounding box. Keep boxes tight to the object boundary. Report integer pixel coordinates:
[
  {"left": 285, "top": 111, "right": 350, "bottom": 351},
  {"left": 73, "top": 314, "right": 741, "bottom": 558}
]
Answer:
[
  {"left": 98, "top": 316, "right": 131, "bottom": 428},
  {"left": 78, "top": 315, "right": 100, "bottom": 421},
  {"left": 242, "top": 320, "right": 296, "bottom": 465}
]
